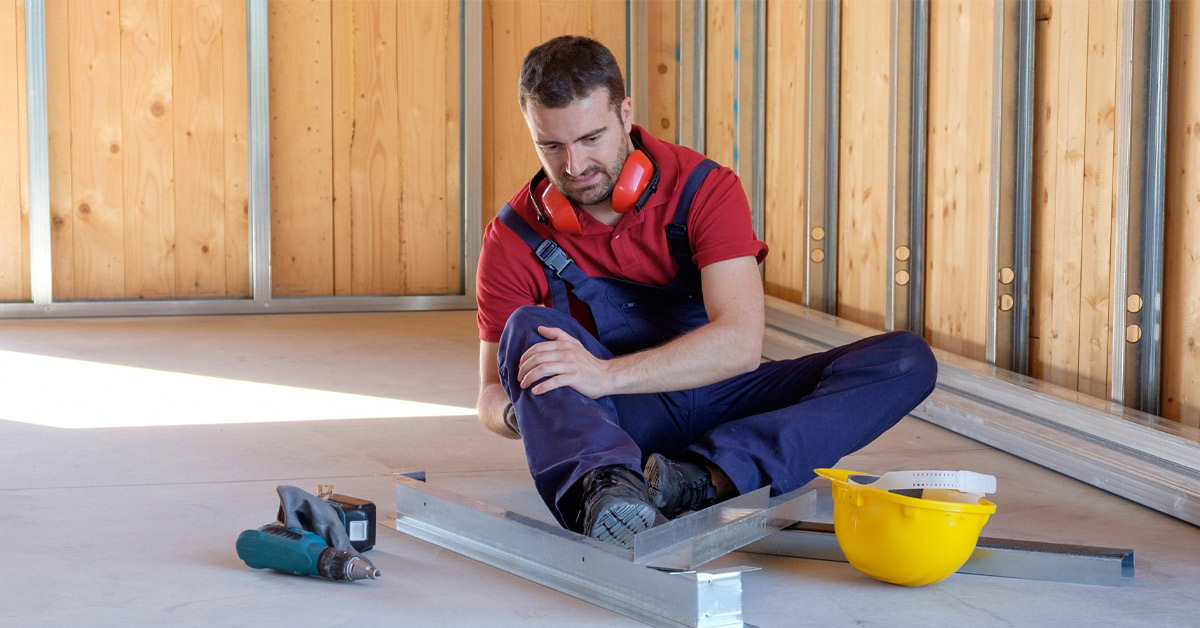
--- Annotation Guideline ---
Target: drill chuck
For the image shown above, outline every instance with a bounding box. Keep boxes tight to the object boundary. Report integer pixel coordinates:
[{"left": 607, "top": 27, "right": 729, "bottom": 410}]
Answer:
[{"left": 318, "top": 547, "right": 381, "bottom": 581}]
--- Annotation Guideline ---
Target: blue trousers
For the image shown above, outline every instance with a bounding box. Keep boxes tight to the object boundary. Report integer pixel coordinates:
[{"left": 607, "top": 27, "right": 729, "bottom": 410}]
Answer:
[{"left": 497, "top": 305, "right": 938, "bottom": 528}]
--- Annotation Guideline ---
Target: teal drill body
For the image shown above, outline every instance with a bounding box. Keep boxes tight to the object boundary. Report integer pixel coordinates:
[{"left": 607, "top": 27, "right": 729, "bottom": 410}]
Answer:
[{"left": 236, "top": 525, "right": 380, "bottom": 581}]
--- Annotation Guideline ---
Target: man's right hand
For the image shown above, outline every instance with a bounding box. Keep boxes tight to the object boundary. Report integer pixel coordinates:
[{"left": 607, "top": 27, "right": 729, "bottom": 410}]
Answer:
[{"left": 516, "top": 326, "right": 616, "bottom": 399}]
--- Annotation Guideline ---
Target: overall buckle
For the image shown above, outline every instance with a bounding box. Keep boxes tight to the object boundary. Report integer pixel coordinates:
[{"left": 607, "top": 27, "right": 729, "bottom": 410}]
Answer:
[{"left": 535, "top": 240, "right": 574, "bottom": 277}]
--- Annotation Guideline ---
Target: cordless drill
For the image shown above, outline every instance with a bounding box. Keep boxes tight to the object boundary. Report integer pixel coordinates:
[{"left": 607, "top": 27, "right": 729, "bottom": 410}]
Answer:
[{"left": 236, "top": 524, "right": 381, "bottom": 581}]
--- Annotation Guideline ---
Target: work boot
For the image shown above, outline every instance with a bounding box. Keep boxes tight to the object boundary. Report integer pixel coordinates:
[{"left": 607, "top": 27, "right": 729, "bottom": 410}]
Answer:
[
  {"left": 644, "top": 453, "right": 718, "bottom": 519},
  {"left": 577, "top": 465, "right": 662, "bottom": 550}
]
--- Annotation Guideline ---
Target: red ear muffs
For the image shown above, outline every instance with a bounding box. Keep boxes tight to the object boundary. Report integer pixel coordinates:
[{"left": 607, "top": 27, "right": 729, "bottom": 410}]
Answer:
[
  {"left": 527, "top": 135, "right": 659, "bottom": 232},
  {"left": 530, "top": 170, "right": 582, "bottom": 234},
  {"left": 611, "top": 149, "right": 657, "bottom": 214}
]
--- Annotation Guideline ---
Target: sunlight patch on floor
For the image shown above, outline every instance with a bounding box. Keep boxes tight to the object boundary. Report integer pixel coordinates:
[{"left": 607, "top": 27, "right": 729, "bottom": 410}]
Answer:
[{"left": 0, "top": 349, "right": 476, "bottom": 429}]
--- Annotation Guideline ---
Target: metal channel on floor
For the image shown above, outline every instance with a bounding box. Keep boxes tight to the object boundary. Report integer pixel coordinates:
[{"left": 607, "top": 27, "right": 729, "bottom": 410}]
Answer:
[
  {"left": 391, "top": 472, "right": 816, "bottom": 628},
  {"left": 743, "top": 522, "right": 1134, "bottom": 588}
]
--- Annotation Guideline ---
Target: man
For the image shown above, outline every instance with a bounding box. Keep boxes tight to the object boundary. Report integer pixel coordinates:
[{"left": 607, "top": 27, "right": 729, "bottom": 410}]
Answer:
[{"left": 476, "top": 36, "right": 937, "bottom": 549}]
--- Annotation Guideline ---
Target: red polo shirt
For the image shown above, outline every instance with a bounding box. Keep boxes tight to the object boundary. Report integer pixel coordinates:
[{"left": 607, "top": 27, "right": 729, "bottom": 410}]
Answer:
[{"left": 476, "top": 126, "right": 768, "bottom": 342}]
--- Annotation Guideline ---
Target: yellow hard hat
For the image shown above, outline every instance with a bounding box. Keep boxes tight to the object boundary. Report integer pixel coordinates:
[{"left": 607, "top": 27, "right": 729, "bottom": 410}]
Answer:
[{"left": 815, "top": 468, "right": 997, "bottom": 586}]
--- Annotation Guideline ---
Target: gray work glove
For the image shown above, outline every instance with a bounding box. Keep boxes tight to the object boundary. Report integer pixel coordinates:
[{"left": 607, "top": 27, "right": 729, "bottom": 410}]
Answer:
[{"left": 274, "top": 485, "right": 357, "bottom": 553}]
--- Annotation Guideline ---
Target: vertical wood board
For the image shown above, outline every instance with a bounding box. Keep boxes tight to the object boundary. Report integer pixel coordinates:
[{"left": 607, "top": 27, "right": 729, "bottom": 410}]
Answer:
[
  {"left": 345, "top": 1, "right": 401, "bottom": 295},
  {"left": 763, "top": 0, "right": 807, "bottom": 304},
  {"left": 68, "top": 0, "right": 126, "bottom": 299},
  {"left": 399, "top": 1, "right": 460, "bottom": 294},
  {"left": 398, "top": 0, "right": 460, "bottom": 294},
  {"left": 836, "top": 0, "right": 889, "bottom": 330},
  {"left": 646, "top": 0, "right": 678, "bottom": 143},
  {"left": 223, "top": 0, "right": 249, "bottom": 297},
  {"left": 0, "top": 0, "right": 21, "bottom": 301},
  {"left": 924, "top": 0, "right": 993, "bottom": 361},
  {"left": 1163, "top": 0, "right": 1200, "bottom": 428},
  {"left": 268, "top": 0, "right": 333, "bottom": 296},
  {"left": 120, "top": 0, "right": 176, "bottom": 298},
  {"left": 1078, "top": 0, "right": 1118, "bottom": 399},
  {"left": 45, "top": 0, "right": 74, "bottom": 300},
  {"left": 1046, "top": 0, "right": 1088, "bottom": 390},
  {"left": 704, "top": 0, "right": 735, "bottom": 166},
  {"left": 173, "top": 0, "right": 227, "bottom": 298}
]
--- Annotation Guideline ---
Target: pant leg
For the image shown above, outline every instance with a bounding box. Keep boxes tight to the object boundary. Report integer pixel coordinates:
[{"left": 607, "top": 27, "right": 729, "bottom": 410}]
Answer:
[
  {"left": 497, "top": 305, "right": 643, "bottom": 528},
  {"left": 685, "top": 331, "right": 938, "bottom": 495}
]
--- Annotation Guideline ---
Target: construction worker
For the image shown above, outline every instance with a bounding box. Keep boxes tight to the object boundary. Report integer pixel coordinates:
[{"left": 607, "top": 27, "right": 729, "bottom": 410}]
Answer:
[{"left": 476, "top": 36, "right": 938, "bottom": 549}]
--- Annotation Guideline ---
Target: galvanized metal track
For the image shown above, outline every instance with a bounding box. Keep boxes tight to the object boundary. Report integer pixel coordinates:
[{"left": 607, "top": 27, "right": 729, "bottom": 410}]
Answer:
[
  {"left": 744, "top": 522, "right": 1134, "bottom": 587},
  {"left": 392, "top": 473, "right": 761, "bottom": 628}
]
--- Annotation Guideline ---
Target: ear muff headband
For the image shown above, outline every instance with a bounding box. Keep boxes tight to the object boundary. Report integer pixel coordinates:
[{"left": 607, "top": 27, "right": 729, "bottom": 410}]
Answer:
[{"left": 528, "top": 134, "right": 660, "bottom": 233}]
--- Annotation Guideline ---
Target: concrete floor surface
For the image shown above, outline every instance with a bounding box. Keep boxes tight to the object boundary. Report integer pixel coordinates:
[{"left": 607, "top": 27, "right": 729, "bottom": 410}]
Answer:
[{"left": 1, "top": 311, "right": 1197, "bottom": 627}]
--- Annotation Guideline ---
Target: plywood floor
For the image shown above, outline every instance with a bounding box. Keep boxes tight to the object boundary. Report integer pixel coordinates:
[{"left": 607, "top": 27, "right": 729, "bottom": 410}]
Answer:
[{"left": 1, "top": 310, "right": 1197, "bottom": 627}]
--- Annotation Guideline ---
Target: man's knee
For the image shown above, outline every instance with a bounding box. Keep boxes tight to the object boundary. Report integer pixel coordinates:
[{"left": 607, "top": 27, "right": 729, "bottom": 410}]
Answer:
[
  {"left": 499, "top": 306, "right": 566, "bottom": 351},
  {"left": 882, "top": 331, "right": 938, "bottom": 392}
]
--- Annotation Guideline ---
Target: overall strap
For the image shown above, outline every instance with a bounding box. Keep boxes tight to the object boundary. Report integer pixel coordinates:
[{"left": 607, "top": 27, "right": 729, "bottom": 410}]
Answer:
[
  {"left": 498, "top": 204, "right": 583, "bottom": 316},
  {"left": 664, "top": 159, "right": 719, "bottom": 286}
]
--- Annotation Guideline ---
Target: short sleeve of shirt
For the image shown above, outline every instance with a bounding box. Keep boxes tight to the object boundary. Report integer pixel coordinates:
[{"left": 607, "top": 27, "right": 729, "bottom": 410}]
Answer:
[
  {"left": 686, "top": 166, "right": 769, "bottom": 269},
  {"left": 476, "top": 218, "right": 545, "bottom": 343}
]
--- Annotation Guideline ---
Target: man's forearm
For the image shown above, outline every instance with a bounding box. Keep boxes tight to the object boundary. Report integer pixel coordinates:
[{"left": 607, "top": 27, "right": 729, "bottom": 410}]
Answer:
[
  {"left": 478, "top": 381, "right": 520, "bottom": 439},
  {"left": 602, "top": 317, "right": 762, "bottom": 396}
]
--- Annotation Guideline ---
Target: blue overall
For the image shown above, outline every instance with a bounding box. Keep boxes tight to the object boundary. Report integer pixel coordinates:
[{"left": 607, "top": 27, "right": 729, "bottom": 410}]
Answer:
[{"left": 495, "top": 160, "right": 938, "bottom": 529}]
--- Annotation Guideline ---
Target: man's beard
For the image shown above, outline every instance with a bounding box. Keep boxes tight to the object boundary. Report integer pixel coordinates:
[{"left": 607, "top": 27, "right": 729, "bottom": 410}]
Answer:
[{"left": 551, "top": 143, "right": 631, "bottom": 207}]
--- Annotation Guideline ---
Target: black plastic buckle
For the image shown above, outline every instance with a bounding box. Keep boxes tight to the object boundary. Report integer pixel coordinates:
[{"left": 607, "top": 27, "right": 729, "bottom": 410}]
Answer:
[{"left": 535, "top": 240, "right": 574, "bottom": 277}]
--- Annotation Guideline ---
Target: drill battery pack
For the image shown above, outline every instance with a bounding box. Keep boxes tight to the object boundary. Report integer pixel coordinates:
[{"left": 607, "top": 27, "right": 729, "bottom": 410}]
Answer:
[{"left": 329, "top": 493, "right": 376, "bottom": 552}]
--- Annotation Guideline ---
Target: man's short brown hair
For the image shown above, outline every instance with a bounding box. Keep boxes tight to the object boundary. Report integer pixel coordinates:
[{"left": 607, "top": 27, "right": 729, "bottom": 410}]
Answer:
[{"left": 518, "top": 36, "right": 626, "bottom": 113}]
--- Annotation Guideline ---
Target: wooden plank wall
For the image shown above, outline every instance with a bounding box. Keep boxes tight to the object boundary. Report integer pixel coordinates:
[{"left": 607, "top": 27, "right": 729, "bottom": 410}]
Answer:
[
  {"left": 271, "top": 0, "right": 460, "bottom": 297},
  {"left": 482, "top": 0, "right": 626, "bottom": 227},
  {"left": 754, "top": 0, "right": 1200, "bottom": 424},
  {"left": 3, "top": 0, "right": 459, "bottom": 302},
  {"left": 1164, "top": 0, "right": 1200, "bottom": 429},
  {"left": 18, "top": 0, "right": 251, "bottom": 301}
]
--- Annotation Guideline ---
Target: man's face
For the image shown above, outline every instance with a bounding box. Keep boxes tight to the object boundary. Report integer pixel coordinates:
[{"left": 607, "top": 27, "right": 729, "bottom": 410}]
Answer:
[{"left": 523, "top": 88, "right": 633, "bottom": 208}]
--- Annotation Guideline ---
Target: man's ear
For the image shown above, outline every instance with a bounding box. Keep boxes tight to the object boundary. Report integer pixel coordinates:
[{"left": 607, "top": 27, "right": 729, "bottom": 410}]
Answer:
[{"left": 620, "top": 97, "right": 633, "bottom": 133}]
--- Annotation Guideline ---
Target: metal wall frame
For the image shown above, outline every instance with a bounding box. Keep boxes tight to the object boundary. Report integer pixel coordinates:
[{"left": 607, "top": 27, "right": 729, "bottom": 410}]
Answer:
[
  {"left": 677, "top": 0, "right": 706, "bottom": 153},
  {"left": 1112, "top": 0, "right": 1171, "bottom": 414},
  {"left": 988, "top": 0, "right": 1034, "bottom": 373},
  {"left": 6, "top": 0, "right": 482, "bottom": 319},
  {"left": 907, "top": 0, "right": 929, "bottom": 334},
  {"left": 804, "top": 0, "right": 839, "bottom": 315},
  {"left": 885, "top": 0, "right": 926, "bottom": 333}
]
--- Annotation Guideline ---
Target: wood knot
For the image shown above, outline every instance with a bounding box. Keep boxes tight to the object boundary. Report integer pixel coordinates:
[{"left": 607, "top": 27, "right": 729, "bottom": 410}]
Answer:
[
  {"left": 109, "top": 143, "right": 120, "bottom": 154},
  {"left": 151, "top": 101, "right": 166, "bottom": 117},
  {"left": 78, "top": 203, "right": 91, "bottom": 214}
]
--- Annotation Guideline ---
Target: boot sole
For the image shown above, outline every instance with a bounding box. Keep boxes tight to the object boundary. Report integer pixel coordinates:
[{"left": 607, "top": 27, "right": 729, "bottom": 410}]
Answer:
[
  {"left": 643, "top": 454, "right": 670, "bottom": 511},
  {"left": 588, "top": 501, "right": 657, "bottom": 550}
]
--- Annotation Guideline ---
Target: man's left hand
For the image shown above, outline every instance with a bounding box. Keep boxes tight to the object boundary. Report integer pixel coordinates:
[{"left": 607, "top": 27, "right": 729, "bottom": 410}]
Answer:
[{"left": 517, "top": 326, "right": 612, "bottom": 398}]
